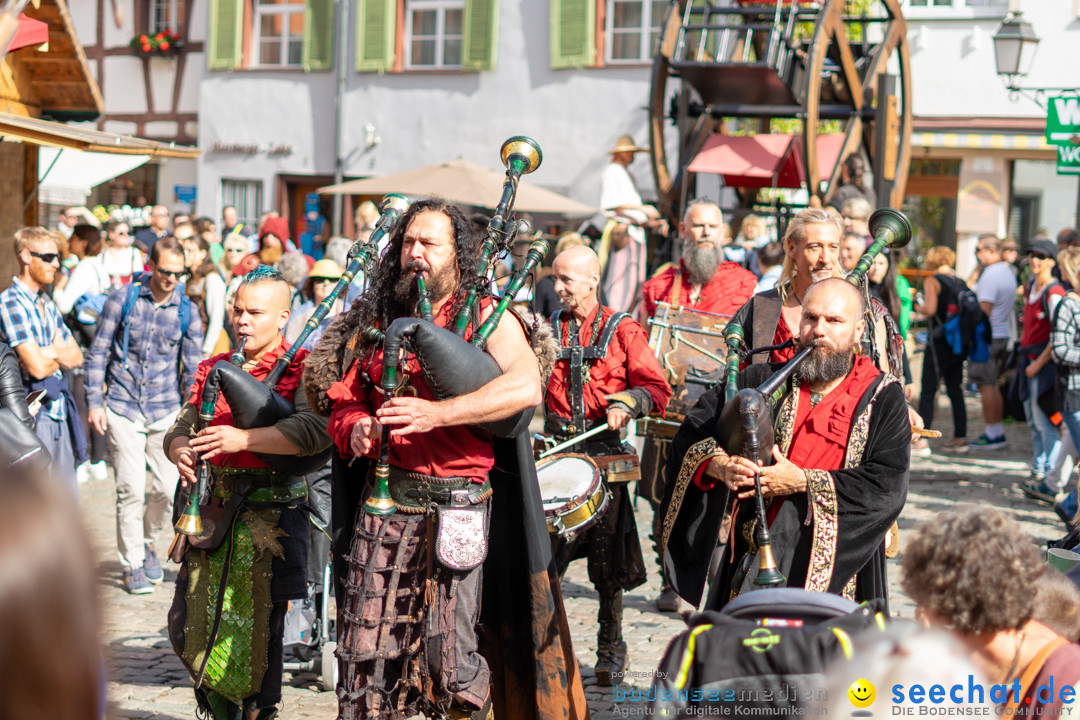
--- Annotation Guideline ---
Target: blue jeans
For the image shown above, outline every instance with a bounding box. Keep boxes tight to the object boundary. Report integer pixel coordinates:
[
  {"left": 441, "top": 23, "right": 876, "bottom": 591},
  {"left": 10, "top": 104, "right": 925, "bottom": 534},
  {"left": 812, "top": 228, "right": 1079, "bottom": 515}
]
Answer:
[
  {"left": 1058, "top": 397, "right": 1080, "bottom": 515},
  {"left": 1028, "top": 374, "right": 1062, "bottom": 476}
]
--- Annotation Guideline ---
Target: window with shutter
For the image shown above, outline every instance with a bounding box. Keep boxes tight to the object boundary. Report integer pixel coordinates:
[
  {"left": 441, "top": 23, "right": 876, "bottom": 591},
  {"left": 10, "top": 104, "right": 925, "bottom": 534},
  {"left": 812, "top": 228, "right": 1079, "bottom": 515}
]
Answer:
[
  {"left": 207, "top": 0, "right": 245, "bottom": 70},
  {"left": 404, "top": 0, "right": 465, "bottom": 69},
  {"left": 356, "top": 0, "right": 398, "bottom": 72},
  {"left": 302, "top": 0, "right": 335, "bottom": 71},
  {"left": 150, "top": 0, "right": 186, "bottom": 35},
  {"left": 604, "top": 0, "right": 665, "bottom": 64},
  {"left": 550, "top": 0, "right": 596, "bottom": 69},
  {"left": 253, "top": 0, "right": 306, "bottom": 67}
]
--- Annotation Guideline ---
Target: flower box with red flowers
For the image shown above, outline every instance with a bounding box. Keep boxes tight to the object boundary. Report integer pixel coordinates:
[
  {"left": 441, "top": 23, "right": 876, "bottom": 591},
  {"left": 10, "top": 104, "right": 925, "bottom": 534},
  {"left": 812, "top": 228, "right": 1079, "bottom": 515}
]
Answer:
[{"left": 130, "top": 31, "right": 184, "bottom": 56}]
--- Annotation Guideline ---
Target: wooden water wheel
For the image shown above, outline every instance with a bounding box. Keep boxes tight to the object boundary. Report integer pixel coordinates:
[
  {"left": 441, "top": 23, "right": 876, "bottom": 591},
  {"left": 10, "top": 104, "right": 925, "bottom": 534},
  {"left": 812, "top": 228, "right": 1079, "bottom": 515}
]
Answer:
[{"left": 648, "top": 0, "right": 912, "bottom": 220}]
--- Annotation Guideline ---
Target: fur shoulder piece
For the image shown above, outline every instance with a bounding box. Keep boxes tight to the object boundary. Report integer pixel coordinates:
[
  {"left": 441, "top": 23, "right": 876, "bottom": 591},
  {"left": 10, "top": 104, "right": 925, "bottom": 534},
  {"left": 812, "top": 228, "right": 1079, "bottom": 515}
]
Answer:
[
  {"left": 511, "top": 308, "right": 557, "bottom": 384},
  {"left": 302, "top": 311, "right": 359, "bottom": 417}
]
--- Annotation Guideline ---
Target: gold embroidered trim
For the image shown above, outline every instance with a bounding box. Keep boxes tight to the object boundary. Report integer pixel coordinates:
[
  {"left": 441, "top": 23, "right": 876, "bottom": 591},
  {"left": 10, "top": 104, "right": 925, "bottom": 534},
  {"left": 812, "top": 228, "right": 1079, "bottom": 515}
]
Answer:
[
  {"left": 805, "top": 374, "right": 899, "bottom": 593},
  {"left": 804, "top": 469, "right": 837, "bottom": 592},
  {"left": 842, "top": 576, "right": 857, "bottom": 601},
  {"left": 660, "top": 437, "right": 723, "bottom": 554}
]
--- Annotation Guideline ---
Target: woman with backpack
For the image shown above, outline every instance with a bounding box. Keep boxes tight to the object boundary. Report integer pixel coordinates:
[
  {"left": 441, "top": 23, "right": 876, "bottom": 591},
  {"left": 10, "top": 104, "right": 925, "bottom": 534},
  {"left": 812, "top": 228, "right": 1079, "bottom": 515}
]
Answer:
[
  {"left": 1018, "top": 239, "right": 1067, "bottom": 500},
  {"left": 914, "top": 246, "right": 968, "bottom": 453},
  {"left": 1049, "top": 247, "right": 1080, "bottom": 525}
]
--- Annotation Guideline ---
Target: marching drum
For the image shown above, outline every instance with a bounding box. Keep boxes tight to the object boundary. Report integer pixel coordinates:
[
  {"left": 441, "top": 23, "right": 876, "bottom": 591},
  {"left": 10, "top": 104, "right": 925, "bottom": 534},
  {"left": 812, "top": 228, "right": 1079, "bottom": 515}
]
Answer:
[{"left": 536, "top": 454, "right": 609, "bottom": 538}]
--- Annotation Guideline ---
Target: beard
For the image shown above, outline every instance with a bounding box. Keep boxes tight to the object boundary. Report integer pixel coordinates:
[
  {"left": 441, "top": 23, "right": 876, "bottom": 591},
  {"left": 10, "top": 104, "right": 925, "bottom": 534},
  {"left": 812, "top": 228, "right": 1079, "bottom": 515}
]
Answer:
[
  {"left": 682, "top": 241, "right": 723, "bottom": 286},
  {"left": 796, "top": 339, "right": 856, "bottom": 386},
  {"left": 393, "top": 261, "right": 457, "bottom": 309}
]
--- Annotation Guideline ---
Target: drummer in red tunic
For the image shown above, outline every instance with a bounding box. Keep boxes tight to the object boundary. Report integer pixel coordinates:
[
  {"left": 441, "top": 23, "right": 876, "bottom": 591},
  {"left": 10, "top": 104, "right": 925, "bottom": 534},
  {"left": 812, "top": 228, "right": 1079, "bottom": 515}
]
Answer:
[{"left": 543, "top": 245, "right": 671, "bottom": 686}]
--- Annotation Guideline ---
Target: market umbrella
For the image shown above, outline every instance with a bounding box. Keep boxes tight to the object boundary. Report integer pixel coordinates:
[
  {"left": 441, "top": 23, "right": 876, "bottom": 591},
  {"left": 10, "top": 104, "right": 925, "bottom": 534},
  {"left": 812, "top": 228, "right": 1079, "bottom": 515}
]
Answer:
[{"left": 318, "top": 158, "right": 596, "bottom": 216}]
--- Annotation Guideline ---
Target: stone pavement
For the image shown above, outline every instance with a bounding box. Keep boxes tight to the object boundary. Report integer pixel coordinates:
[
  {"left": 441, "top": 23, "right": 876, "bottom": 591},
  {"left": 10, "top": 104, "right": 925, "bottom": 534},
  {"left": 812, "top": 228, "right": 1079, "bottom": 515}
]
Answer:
[{"left": 83, "top": 392, "right": 1070, "bottom": 719}]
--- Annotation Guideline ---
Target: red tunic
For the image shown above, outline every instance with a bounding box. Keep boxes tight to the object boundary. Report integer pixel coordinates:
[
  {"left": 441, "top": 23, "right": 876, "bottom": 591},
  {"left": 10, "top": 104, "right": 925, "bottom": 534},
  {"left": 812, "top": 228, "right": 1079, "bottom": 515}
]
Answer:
[
  {"left": 693, "top": 354, "right": 880, "bottom": 491},
  {"left": 787, "top": 354, "right": 881, "bottom": 470},
  {"left": 326, "top": 300, "right": 497, "bottom": 481},
  {"left": 187, "top": 340, "right": 307, "bottom": 470},
  {"left": 769, "top": 313, "right": 798, "bottom": 364},
  {"left": 545, "top": 304, "right": 673, "bottom": 424},
  {"left": 641, "top": 259, "right": 757, "bottom": 320}
]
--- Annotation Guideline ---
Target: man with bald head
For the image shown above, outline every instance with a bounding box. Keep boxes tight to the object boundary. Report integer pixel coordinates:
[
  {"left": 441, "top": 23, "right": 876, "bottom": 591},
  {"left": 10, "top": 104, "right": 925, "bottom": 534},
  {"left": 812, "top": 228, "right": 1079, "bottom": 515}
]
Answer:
[
  {"left": 662, "top": 276, "right": 910, "bottom": 611},
  {"left": 164, "top": 266, "right": 332, "bottom": 720},
  {"left": 544, "top": 245, "right": 672, "bottom": 684}
]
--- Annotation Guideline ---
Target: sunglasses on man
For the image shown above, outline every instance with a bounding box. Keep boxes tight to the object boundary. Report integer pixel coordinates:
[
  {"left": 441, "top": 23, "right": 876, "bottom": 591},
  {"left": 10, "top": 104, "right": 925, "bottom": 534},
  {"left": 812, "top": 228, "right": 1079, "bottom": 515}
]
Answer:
[
  {"left": 28, "top": 250, "right": 60, "bottom": 264},
  {"left": 155, "top": 268, "right": 185, "bottom": 279}
]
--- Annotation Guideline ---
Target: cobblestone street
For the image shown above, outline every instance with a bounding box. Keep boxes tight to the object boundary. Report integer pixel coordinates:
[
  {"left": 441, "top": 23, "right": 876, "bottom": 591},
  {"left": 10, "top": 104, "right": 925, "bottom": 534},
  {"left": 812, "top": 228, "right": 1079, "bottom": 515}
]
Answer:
[{"left": 85, "top": 391, "right": 1068, "bottom": 719}]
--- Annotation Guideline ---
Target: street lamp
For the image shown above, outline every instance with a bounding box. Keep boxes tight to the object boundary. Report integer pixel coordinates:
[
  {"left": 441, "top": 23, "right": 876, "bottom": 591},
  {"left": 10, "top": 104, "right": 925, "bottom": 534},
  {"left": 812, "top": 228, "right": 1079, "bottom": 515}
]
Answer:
[{"left": 993, "top": 11, "right": 1040, "bottom": 91}]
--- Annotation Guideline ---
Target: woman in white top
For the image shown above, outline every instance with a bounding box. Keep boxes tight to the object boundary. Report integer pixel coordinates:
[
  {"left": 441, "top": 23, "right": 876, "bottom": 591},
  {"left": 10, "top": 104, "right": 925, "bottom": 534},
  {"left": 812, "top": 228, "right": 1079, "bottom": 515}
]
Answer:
[
  {"left": 178, "top": 229, "right": 227, "bottom": 357},
  {"left": 53, "top": 220, "right": 143, "bottom": 315}
]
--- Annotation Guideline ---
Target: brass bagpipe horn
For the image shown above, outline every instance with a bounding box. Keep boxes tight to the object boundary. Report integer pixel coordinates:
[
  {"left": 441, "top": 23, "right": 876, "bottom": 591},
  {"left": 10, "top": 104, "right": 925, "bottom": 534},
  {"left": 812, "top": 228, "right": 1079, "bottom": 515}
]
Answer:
[
  {"left": 363, "top": 137, "right": 548, "bottom": 515},
  {"left": 714, "top": 208, "right": 912, "bottom": 587}
]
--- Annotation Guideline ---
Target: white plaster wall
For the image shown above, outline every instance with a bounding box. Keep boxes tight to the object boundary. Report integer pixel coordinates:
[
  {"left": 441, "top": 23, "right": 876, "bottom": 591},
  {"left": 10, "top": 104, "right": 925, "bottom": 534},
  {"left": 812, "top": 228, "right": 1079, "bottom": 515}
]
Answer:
[
  {"left": 148, "top": 56, "right": 179, "bottom": 113},
  {"left": 1014, "top": 159, "right": 1080, "bottom": 234},
  {"left": 197, "top": 0, "right": 657, "bottom": 221},
  {"left": 157, "top": 157, "right": 199, "bottom": 214},
  {"left": 906, "top": 1, "right": 1080, "bottom": 119},
  {"left": 178, "top": 51, "right": 204, "bottom": 113},
  {"left": 103, "top": 56, "right": 147, "bottom": 113},
  {"left": 68, "top": 0, "right": 97, "bottom": 46}
]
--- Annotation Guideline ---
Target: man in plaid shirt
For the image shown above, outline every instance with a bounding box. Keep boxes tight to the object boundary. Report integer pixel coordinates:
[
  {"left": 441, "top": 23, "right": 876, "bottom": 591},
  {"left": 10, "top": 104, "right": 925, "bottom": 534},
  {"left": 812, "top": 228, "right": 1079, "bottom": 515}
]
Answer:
[
  {"left": 86, "top": 237, "right": 204, "bottom": 594},
  {"left": 0, "top": 227, "right": 84, "bottom": 490}
]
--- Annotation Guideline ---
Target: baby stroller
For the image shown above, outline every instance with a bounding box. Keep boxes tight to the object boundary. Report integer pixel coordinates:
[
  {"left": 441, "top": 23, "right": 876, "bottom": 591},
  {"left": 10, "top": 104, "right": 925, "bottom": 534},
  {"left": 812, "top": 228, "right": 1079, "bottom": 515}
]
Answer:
[
  {"left": 648, "top": 588, "right": 886, "bottom": 718},
  {"left": 282, "top": 463, "right": 337, "bottom": 691}
]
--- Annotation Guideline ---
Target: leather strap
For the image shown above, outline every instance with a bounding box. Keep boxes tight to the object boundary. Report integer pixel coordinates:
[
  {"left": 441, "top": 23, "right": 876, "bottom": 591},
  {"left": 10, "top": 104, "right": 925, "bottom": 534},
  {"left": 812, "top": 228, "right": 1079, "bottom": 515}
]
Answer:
[{"left": 1003, "top": 635, "right": 1066, "bottom": 714}]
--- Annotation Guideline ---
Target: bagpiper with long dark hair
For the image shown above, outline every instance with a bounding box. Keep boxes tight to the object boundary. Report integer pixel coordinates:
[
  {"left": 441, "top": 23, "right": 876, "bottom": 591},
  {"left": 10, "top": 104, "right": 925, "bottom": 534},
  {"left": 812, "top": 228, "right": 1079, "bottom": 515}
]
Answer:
[{"left": 305, "top": 197, "right": 588, "bottom": 720}]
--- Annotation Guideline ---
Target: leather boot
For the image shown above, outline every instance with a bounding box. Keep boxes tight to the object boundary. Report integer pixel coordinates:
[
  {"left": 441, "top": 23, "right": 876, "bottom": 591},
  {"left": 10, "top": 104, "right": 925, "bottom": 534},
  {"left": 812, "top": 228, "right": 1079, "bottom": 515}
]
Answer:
[
  {"left": 655, "top": 577, "right": 681, "bottom": 613},
  {"left": 595, "top": 589, "right": 628, "bottom": 686}
]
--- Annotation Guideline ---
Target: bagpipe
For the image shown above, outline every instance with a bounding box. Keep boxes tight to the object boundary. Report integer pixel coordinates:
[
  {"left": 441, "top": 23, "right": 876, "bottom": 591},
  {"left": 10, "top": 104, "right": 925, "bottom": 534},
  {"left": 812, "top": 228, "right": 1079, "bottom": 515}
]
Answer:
[
  {"left": 713, "top": 208, "right": 912, "bottom": 587},
  {"left": 173, "top": 194, "right": 412, "bottom": 538},
  {"left": 364, "top": 136, "right": 549, "bottom": 515}
]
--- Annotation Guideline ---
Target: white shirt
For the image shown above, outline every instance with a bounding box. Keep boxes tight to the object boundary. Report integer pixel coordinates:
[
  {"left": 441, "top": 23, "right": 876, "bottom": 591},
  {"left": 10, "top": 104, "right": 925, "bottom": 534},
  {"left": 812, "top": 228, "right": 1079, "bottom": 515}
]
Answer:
[
  {"left": 975, "top": 261, "right": 1018, "bottom": 340},
  {"left": 599, "top": 162, "right": 643, "bottom": 211}
]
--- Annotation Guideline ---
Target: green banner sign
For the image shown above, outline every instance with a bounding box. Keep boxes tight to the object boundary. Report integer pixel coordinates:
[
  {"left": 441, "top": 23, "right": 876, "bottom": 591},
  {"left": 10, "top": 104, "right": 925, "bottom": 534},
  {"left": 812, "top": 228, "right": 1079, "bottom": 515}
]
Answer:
[
  {"left": 1057, "top": 142, "right": 1080, "bottom": 175},
  {"left": 1047, "top": 95, "right": 1080, "bottom": 144}
]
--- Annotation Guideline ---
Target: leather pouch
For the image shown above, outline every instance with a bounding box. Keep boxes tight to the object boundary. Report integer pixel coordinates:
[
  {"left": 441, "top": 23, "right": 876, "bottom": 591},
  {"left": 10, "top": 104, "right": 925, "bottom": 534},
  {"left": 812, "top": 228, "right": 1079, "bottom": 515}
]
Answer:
[{"left": 434, "top": 489, "right": 488, "bottom": 571}]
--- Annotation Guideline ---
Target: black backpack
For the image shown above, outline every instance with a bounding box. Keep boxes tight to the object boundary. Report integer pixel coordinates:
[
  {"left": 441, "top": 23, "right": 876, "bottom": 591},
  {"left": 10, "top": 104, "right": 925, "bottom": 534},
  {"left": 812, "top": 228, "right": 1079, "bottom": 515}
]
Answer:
[{"left": 937, "top": 275, "right": 990, "bottom": 362}]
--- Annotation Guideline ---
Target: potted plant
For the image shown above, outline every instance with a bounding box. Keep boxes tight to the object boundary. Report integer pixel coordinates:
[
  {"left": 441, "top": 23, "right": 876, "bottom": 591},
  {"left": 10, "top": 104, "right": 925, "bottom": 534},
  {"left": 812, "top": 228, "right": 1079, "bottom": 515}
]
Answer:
[{"left": 130, "top": 30, "right": 183, "bottom": 57}]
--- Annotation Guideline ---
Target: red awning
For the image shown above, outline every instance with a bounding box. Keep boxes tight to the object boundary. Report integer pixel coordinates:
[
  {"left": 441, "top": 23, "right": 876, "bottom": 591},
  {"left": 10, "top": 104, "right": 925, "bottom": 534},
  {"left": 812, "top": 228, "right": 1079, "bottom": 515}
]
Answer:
[
  {"left": 10, "top": 14, "right": 48, "bottom": 53},
  {"left": 687, "top": 133, "right": 847, "bottom": 189},
  {"left": 688, "top": 133, "right": 805, "bottom": 189}
]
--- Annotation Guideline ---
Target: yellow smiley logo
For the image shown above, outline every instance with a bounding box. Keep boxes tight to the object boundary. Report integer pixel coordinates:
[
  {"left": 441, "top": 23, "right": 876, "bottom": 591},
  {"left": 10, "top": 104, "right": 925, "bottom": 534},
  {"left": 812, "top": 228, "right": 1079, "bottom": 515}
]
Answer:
[{"left": 848, "top": 678, "right": 876, "bottom": 708}]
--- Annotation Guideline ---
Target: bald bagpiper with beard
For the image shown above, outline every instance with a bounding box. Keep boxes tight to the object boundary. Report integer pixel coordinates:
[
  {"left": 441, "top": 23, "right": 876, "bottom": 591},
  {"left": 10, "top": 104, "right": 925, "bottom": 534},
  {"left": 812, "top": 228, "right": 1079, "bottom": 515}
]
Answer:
[
  {"left": 638, "top": 201, "right": 757, "bottom": 612},
  {"left": 660, "top": 279, "right": 910, "bottom": 610}
]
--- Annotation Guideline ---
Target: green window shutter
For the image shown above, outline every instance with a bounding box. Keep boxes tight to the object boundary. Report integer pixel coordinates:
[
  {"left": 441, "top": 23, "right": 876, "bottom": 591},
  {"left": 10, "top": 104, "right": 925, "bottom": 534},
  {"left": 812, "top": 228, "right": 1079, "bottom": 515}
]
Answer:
[
  {"left": 302, "top": 0, "right": 335, "bottom": 71},
  {"left": 461, "top": 0, "right": 498, "bottom": 72},
  {"left": 207, "top": 0, "right": 244, "bottom": 70},
  {"left": 550, "top": 0, "right": 596, "bottom": 69},
  {"left": 355, "top": 0, "right": 397, "bottom": 72}
]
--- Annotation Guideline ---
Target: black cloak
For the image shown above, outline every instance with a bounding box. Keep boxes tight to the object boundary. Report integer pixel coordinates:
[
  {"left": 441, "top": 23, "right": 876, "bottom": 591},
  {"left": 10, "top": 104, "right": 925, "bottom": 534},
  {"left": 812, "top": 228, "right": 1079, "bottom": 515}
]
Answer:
[{"left": 657, "top": 363, "right": 909, "bottom": 612}]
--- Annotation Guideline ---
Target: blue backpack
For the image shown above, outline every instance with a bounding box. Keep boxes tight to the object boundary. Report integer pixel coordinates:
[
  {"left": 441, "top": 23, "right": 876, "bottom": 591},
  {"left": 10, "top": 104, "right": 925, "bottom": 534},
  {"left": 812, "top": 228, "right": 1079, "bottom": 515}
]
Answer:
[
  {"left": 939, "top": 277, "right": 991, "bottom": 363},
  {"left": 117, "top": 273, "right": 193, "bottom": 370}
]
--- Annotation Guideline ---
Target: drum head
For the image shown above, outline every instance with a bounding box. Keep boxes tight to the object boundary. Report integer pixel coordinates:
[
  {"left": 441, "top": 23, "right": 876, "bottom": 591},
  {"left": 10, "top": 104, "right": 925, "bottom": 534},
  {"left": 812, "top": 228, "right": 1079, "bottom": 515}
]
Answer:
[{"left": 536, "top": 455, "right": 599, "bottom": 509}]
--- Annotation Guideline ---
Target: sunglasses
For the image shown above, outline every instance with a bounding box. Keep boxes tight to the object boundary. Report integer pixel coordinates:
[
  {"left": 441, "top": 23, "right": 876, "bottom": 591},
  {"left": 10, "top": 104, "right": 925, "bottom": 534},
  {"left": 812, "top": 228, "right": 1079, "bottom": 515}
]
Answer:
[
  {"left": 226, "top": 247, "right": 247, "bottom": 253},
  {"left": 312, "top": 277, "right": 337, "bottom": 284},
  {"left": 28, "top": 250, "right": 60, "bottom": 264},
  {"left": 1031, "top": 252, "right": 1052, "bottom": 261},
  {"left": 156, "top": 268, "right": 185, "bottom": 279}
]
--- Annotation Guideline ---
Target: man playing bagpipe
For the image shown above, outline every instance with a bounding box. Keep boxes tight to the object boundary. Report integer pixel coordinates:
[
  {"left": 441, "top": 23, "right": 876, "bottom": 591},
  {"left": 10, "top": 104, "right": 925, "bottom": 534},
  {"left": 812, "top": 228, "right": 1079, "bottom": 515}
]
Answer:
[
  {"left": 661, "top": 278, "right": 909, "bottom": 611},
  {"left": 164, "top": 266, "right": 332, "bottom": 720},
  {"left": 304, "top": 198, "right": 588, "bottom": 720},
  {"left": 543, "top": 245, "right": 672, "bottom": 684}
]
